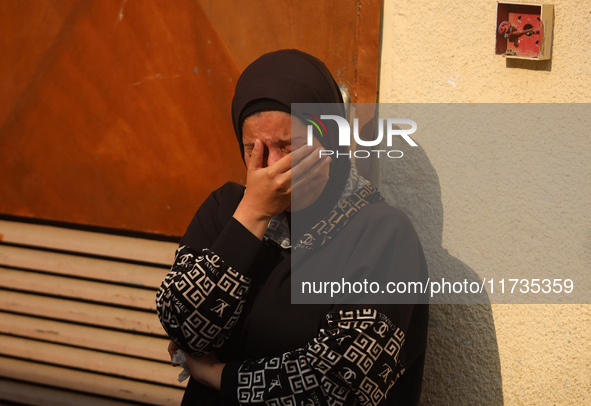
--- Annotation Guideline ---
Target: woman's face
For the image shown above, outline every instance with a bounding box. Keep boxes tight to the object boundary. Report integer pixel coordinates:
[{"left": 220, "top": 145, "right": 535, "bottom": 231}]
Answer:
[{"left": 242, "top": 110, "right": 330, "bottom": 211}]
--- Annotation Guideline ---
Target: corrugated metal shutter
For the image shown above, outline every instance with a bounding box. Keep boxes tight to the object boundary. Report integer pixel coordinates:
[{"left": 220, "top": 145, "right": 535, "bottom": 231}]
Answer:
[{"left": 0, "top": 220, "right": 185, "bottom": 405}]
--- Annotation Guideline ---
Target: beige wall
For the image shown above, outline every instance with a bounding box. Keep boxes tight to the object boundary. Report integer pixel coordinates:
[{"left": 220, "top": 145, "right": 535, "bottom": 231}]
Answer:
[
  {"left": 379, "top": 1, "right": 590, "bottom": 405},
  {"left": 380, "top": 0, "right": 591, "bottom": 103}
]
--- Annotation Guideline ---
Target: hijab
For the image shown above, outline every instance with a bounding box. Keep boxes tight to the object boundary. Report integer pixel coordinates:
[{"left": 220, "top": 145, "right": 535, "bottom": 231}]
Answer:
[{"left": 231, "top": 49, "right": 351, "bottom": 236}]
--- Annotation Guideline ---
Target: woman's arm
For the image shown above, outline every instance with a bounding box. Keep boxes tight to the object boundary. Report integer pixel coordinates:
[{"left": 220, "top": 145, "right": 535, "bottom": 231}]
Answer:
[
  {"left": 185, "top": 308, "right": 409, "bottom": 406},
  {"left": 181, "top": 204, "right": 429, "bottom": 404},
  {"left": 156, "top": 242, "right": 253, "bottom": 356},
  {"left": 156, "top": 140, "right": 296, "bottom": 355},
  {"left": 156, "top": 139, "right": 312, "bottom": 354},
  {"left": 156, "top": 176, "right": 271, "bottom": 356}
]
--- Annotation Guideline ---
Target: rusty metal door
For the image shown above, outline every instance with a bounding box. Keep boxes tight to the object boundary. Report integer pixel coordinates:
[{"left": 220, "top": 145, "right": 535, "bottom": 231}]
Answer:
[{"left": 0, "top": 0, "right": 381, "bottom": 236}]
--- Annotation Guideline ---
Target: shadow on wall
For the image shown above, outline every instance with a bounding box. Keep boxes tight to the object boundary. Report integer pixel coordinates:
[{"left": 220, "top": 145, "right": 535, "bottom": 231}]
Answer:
[{"left": 376, "top": 146, "right": 504, "bottom": 406}]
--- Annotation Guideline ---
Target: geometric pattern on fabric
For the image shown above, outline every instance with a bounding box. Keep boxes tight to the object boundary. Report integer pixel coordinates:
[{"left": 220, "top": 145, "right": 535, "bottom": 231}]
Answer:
[
  {"left": 236, "top": 309, "right": 406, "bottom": 406},
  {"left": 156, "top": 245, "right": 251, "bottom": 355},
  {"left": 294, "top": 184, "right": 383, "bottom": 251}
]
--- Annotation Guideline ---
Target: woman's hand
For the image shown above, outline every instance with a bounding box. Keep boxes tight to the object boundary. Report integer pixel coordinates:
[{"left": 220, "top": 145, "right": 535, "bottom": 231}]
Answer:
[
  {"left": 185, "top": 351, "right": 226, "bottom": 390},
  {"left": 168, "top": 340, "right": 225, "bottom": 390},
  {"left": 233, "top": 138, "right": 294, "bottom": 238},
  {"left": 234, "top": 138, "right": 329, "bottom": 238}
]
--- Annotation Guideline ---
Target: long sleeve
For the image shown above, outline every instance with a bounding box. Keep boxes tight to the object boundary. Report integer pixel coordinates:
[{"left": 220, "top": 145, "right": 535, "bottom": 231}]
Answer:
[
  {"left": 221, "top": 308, "right": 407, "bottom": 406},
  {"left": 156, "top": 183, "right": 265, "bottom": 356},
  {"left": 156, "top": 182, "right": 428, "bottom": 405},
  {"left": 156, "top": 243, "right": 253, "bottom": 355}
]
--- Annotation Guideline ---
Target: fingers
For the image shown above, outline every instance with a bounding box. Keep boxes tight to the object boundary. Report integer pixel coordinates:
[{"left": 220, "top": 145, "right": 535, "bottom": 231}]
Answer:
[
  {"left": 265, "top": 148, "right": 292, "bottom": 175},
  {"left": 291, "top": 146, "right": 331, "bottom": 184},
  {"left": 242, "top": 143, "right": 329, "bottom": 215},
  {"left": 267, "top": 145, "right": 329, "bottom": 193},
  {"left": 263, "top": 144, "right": 314, "bottom": 179},
  {"left": 290, "top": 144, "right": 316, "bottom": 164},
  {"left": 248, "top": 139, "right": 264, "bottom": 171}
]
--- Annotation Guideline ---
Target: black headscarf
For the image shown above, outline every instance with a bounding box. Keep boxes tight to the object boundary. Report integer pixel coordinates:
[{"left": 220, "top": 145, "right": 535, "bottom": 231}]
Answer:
[{"left": 231, "top": 49, "right": 351, "bottom": 235}]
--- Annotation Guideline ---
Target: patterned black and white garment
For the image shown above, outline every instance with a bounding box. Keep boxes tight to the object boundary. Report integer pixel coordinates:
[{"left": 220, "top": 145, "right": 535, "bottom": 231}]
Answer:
[{"left": 156, "top": 165, "right": 429, "bottom": 406}]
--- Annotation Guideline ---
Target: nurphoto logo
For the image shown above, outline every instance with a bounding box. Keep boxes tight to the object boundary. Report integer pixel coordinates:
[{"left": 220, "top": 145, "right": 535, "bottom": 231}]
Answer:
[{"left": 305, "top": 114, "right": 418, "bottom": 159}]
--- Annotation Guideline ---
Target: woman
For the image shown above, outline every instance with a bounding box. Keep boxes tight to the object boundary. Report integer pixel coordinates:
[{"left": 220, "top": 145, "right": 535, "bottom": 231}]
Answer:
[{"left": 156, "top": 49, "right": 428, "bottom": 405}]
